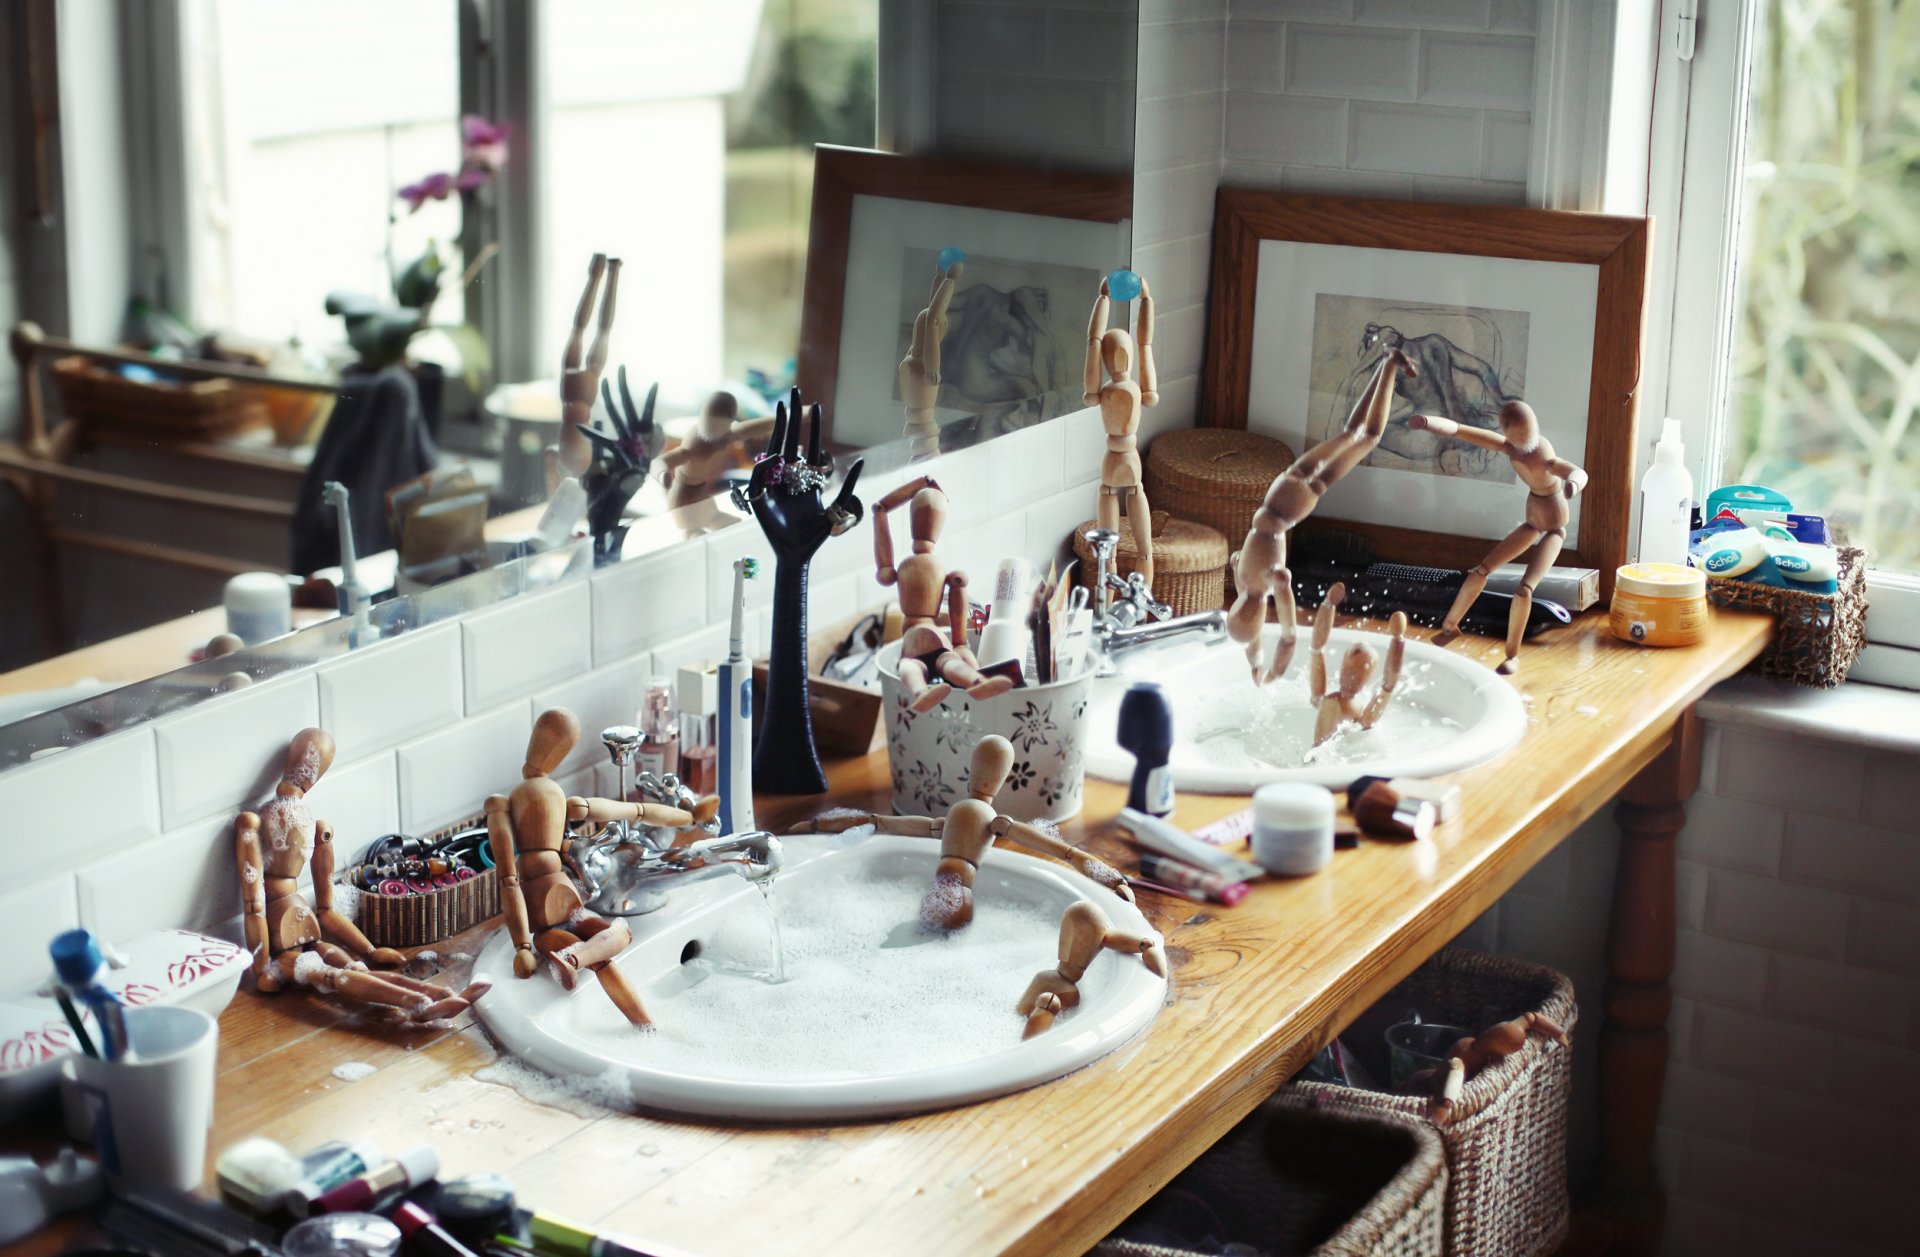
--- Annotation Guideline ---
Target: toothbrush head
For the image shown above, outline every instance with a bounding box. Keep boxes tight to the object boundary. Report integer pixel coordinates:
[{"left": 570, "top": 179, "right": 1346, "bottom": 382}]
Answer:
[{"left": 736, "top": 557, "right": 758, "bottom": 580}]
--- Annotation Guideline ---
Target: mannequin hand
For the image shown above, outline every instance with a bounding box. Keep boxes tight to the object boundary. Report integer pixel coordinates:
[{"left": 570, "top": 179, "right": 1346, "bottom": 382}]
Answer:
[{"left": 736, "top": 390, "right": 864, "bottom": 562}]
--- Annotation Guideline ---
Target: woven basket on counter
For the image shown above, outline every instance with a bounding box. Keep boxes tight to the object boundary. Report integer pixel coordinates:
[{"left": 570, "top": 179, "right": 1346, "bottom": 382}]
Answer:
[
  {"left": 48, "top": 355, "right": 272, "bottom": 441},
  {"left": 1281, "top": 949, "right": 1577, "bottom": 1257},
  {"left": 1092, "top": 1098, "right": 1446, "bottom": 1257},
  {"left": 1071, "top": 515, "right": 1229, "bottom": 617},
  {"left": 1145, "top": 427, "right": 1293, "bottom": 554},
  {"left": 1707, "top": 544, "right": 1868, "bottom": 688}
]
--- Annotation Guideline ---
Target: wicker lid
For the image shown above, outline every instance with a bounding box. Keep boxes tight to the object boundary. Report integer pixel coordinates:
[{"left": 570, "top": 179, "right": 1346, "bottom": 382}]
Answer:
[
  {"left": 1146, "top": 429, "right": 1295, "bottom": 502},
  {"left": 1071, "top": 516, "right": 1228, "bottom": 574}
]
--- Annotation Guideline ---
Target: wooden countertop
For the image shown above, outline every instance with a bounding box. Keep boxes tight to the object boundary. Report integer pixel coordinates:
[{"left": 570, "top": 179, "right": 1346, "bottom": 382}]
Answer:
[{"left": 3, "top": 609, "right": 1771, "bottom": 1257}]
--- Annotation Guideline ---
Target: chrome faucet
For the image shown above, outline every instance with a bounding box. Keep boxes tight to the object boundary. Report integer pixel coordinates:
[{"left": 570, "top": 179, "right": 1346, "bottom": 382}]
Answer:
[
  {"left": 565, "top": 726, "right": 779, "bottom": 917},
  {"left": 1085, "top": 528, "right": 1229, "bottom": 676}
]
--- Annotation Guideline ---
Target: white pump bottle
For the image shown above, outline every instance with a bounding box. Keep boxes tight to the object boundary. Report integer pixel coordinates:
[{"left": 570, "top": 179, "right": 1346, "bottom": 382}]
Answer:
[{"left": 1636, "top": 417, "right": 1693, "bottom": 566}]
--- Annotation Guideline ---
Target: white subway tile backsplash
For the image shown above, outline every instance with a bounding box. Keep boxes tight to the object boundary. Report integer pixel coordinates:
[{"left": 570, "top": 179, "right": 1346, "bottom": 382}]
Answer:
[
  {"left": 396, "top": 698, "right": 532, "bottom": 834},
  {"left": 1228, "top": 0, "right": 1349, "bottom": 19},
  {"left": 649, "top": 621, "right": 732, "bottom": 680},
  {"left": 1286, "top": 23, "right": 1416, "bottom": 100},
  {"left": 1705, "top": 868, "right": 1850, "bottom": 959},
  {"left": 533, "top": 658, "right": 651, "bottom": 781},
  {"left": 1858, "top": 750, "right": 1920, "bottom": 831},
  {"left": 79, "top": 814, "right": 236, "bottom": 943},
  {"left": 1225, "top": 93, "right": 1348, "bottom": 165},
  {"left": 704, "top": 519, "right": 781, "bottom": 621},
  {"left": 1768, "top": 953, "right": 1913, "bottom": 1044},
  {"left": 0, "top": 728, "right": 160, "bottom": 886},
  {"left": 1846, "top": 897, "right": 1920, "bottom": 978},
  {"left": 1715, "top": 729, "right": 1864, "bottom": 820},
  {"left": 1140, "top": 19, "right": 1228, "bottom": 99},
  {"left": 1752, "top": 1087, "right": 1906, "bottom": 1182},
  {"left": 1418, "top": 31, "right": 1534, "bottom": 110},
  {"left": 1351, "top": 0, "right": 1486, "bottom": 29},
  {"left": 1024, "top": 484, "right": 1102, "bottom": 573},
  {"left": 1348, "top": 101, "right": 1483, "bottom": 177},
  {"left": 1405, "top": 174, "right": 1528, "bottom": 204},
  {"left": 937, "top": 4, "right": 1047, "bottom": 76},
  {"left": 1660, "top": 1060, "right": 1757, "bottom": 1141},
  {"left": 1045, "top": 9, "right": 1141, "bottom": 82},
  {"left": 1691, "top": 1003, "right": 1832, "bottom": 1089},
  {"left": 461, "top": 583, "right": 591, "bottom": 715},
  {"left": 1671, "top": 928, "right": 1769, "bottom": 1011},
  {"left": 1138, "top": 93, "right": 1227, "bottom": 172},
  {"left": 1487, "top": 0, "right": 1536, "bottom": 34},
  {"left": 1274, "top": 164, "right": 1417, "bottom": 198},
  {"left": 1676, "top": 1134, "right": 1819, "bottom": 1228},
  {"left": 1679, "top": 794, "right": 1786, "bottom": 874},
  {"left": 306, "top": 750, "right": 400, "bottom": 863},
  {"left": 591, "top": 539, "right": 710, "bottom": 665},
  {"left": 1782, "top": 813, "right": 1920, "bottom": 904},
  {"left": 154, "top": 675, "right": 320, "bottom": 830},
  {"left": 1481, "top": 110, "right": 1532, "bottom": 182},
  {"left": 316, "top": 624, "right": 463, "bottom": 762},
  {"left": 1224, "top": 19, "right": 1286, "bottom": 92},
  {"left": 1676, "top": 858, "right": 1707, "bottom": 931},
  {"left": 0, "top": 875, "right": 79, "bottom": 995},
  {"left": 1134, "top": 161, "right": 1221, "bottom": 247}
]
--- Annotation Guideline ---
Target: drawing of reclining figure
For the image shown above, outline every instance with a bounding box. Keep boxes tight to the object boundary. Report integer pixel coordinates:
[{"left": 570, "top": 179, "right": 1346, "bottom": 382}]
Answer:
[{"left": 1332, "top": 322, "right": 1519, "bottom": 478}]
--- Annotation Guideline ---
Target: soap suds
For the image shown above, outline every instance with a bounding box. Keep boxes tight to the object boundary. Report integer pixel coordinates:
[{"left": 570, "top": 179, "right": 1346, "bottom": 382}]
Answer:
[
  {"left": 549, "top": 865, "right": 1114, "bottom": 1082},
  {"left": 331, "top": 1061, "right": 377, "bottom": 1082},
  {"left": 1186, "top": 659, "right": 1461, "bottom": 772},
  {"left": 473, "top": 1057, "right": 633, "bottom": 1117}
]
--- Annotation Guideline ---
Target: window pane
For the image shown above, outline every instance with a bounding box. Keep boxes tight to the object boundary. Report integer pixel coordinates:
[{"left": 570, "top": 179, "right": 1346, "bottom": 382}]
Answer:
[
  {"left": 1727, "top": 0, "right": 1920, "bottom": 570},
  {"left": 182, "top": 0, "right": 464, "bottom": 348},
  {"left": 541, "top": 0, "right": 877, "bottom": 389}
]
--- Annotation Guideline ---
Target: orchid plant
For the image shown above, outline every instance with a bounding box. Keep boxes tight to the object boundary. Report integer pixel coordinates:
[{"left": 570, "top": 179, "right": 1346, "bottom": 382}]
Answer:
[{"left": 324, "top": 115, "right": 510, "bottom": 388}]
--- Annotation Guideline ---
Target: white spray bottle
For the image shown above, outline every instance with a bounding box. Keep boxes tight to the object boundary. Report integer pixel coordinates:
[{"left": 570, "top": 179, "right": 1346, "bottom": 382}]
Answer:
[
  {"left": 1636, "top": 417, "right": 1692, "bottom": 566},
  {"left": 716, "top": 557, "right": 757, "bottom": 836}
]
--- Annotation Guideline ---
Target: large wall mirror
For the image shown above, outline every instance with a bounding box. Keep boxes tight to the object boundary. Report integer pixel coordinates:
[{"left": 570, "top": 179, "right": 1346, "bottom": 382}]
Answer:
[{"left": 0, "top": 0, "right": 1138, "bottom": 764}]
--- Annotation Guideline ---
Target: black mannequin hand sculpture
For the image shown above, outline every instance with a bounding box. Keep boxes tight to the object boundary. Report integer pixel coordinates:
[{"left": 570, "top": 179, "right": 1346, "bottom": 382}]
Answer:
[
  {"left": 732, "top": 388, "right": 864, "bottom": 794},
  {"left": 580, "top": 367, "right": 660, "bottom": 564}
]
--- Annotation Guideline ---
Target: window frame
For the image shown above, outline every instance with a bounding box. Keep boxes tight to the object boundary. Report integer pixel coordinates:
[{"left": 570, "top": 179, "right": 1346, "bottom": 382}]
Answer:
[{"left": 1637, "top": 0, "right": 1920, "bottom": 683}]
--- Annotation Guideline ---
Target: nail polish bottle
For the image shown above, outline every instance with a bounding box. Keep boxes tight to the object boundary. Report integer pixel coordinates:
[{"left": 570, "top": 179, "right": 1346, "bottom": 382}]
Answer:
[{"left": 638, "top": 675, "right": 678, "bottom": 780}]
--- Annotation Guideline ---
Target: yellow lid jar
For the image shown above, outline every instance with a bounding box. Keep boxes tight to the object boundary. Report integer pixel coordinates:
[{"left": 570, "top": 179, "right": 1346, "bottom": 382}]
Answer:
[{"left": 1610, "top": 563, "right": 1708, "bottom": 647}]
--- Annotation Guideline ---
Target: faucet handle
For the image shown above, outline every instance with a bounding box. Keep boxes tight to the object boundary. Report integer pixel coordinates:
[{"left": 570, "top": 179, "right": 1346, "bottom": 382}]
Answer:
[
  {"left": 1084, "top": 528, "right": 1120, "bottom": 561},
  {"left": 601, "top": 725, "right": 643, "bottom": 765}
]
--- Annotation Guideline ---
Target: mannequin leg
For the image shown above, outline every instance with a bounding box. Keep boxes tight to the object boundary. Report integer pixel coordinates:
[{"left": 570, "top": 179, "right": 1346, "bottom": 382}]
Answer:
[
  {"left": 1432, "top": 524, "right": 1541, "bottom": 647},
  {"left": 1500, "top": 532, "right": 1564, "bottom": 674}
]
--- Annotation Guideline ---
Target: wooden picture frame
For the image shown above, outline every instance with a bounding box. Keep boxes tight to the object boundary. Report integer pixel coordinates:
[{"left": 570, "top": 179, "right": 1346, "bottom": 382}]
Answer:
[
  {"left": 800, "top": 145, "right": 1133, "bottom": 449},
  {"left": 1203, "top": 191, "right": 1650, "bottom": 582}
]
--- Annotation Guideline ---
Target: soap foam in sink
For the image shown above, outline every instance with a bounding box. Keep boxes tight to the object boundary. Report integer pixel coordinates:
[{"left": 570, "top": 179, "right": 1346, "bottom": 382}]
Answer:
[
  {"left": 557, "top": 866, "right": 1116, "bottom": 1081},
  {"left": 1186, "top": 659, "right": 1462, "bottom": 771}
]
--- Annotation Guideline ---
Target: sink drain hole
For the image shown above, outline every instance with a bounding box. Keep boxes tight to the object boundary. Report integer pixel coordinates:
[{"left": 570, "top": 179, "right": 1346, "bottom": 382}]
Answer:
[{"left": 680, "top": 939, "right": 702, "bottom": 964}]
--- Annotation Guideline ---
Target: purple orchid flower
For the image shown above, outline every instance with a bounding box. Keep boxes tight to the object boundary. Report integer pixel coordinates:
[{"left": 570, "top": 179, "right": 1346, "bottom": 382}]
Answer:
[
  {"left": 397, "top": 171, "right": 456, "bottom": 212},
  {"left": 461, "top": 114, "right": 511, "bottom": 172}
]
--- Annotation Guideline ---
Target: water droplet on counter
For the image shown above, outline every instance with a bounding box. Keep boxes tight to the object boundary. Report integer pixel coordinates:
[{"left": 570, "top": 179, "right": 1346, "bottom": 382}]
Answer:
[{"left": 637, "top": 1144, "right": 659, "bottom": 1157}]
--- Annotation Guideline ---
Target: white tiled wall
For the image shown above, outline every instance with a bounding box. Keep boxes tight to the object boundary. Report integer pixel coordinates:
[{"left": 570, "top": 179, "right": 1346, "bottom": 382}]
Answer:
[
  {"left": 1477, "top": 718, "right": 1920, "bottom": 1257},
  {"left": 0, "top": 415, "right": 1120, "bottom": 991},
  {"left": 1220, "top": 0, "right": 1536, "bottom": 202}
]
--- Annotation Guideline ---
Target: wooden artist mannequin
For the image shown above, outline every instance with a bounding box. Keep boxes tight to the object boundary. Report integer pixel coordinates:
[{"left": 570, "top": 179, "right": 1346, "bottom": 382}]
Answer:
[
  {"left": 900, "top": 259, "right": 959, "bottom": 456},
  {"left": 872, "top": 475, "right": 1013, "bottom": 712},
  {"left": 658, "top": 391, "right": 779, "bottom": 529},
  {"left": 1084, "top": 276, "right": 1158, "bottom": 583},
  {"left": 237, "top": 729, "right": 490, "bottom": 1021},
  {"left": 1407, "top": 400, "right": 1587, "bottom": 674},
  {"left": 790, "top": 735, "right": 1133, "bottom": 930},
  {"left": 1227, "top": 347, "right": 1417, "bottom": 683},
  {"left": 1308, "top": 583, "right": 1409, "bottom": 747},
  {"left": 1017, "top": 899, "right": 1166, "bottom": 1040},
  {"left": 486, "top": 707, "right": 712, "bottom": 1027},
  {"left": 559, "top": 254, "right": 621, "bottom": 477}
]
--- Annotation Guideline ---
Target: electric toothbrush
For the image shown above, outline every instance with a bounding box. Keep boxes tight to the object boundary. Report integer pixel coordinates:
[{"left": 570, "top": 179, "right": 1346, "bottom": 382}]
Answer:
[
  {"left": 321, "top": 481, "right": 371, "bottom": 618},
  {"left": 717, "top": 557, "right": 758, "bottom": 835}
]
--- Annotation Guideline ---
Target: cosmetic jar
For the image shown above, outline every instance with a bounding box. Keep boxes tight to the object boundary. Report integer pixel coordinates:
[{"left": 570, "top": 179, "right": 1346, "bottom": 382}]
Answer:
[
  {"left": 1250, "top": 783, "right": 1336, "bottom": 876},
  {"left": 1609, "top": 563, "right": 1707, "bottom": 648},
  {"left": 224, "top": 572, "right": 291, "bottom": 645},
  {"left": 282, "top": 1212, "right": 401, "bottom": 1257}
]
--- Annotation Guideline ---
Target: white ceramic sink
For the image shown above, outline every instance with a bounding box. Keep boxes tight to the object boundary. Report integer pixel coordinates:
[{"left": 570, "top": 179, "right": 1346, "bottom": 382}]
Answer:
[
  {"left": 1084, "top": 626, "right": 1526, "bottom": 794},
  {"left": 472, "top": 832, "right": 1166, "bottom": 1121}
]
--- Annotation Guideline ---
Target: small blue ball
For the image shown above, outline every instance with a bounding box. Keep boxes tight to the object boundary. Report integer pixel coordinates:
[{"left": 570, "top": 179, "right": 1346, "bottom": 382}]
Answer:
[
  {"left": 1107, "top": 269, "right": 1144, "bottom": 302},
  {"left": 938, "top": 246, "right": 966, "bottom": 272}
]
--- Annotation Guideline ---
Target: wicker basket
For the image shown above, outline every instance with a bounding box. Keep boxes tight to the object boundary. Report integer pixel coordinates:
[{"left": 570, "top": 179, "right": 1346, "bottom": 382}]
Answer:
[
  {"left": 1281, "top": 949, "right": 1577, "bottom": 1257},
  {"left": 48, "top": 355, "right": 271, "bottom": 441},
  {"left": 1071, "top": 516, "right": 1230, "bottom": 617},
  {"left": 1093, "top": 1098, "right": 1446, "bottom": 1257},
  {"left": 1706, "top": 544, "right": 1868, "bottom": 688},
  {"left": 1147, "top": 426, "right": 1292, "bottom": 532},
  {"left": 347, "top": 868, "right": 501, "bottom": 949}
]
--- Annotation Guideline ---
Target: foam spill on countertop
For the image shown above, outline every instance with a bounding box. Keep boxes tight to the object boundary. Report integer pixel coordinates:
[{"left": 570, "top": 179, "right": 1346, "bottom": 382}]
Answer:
[
  {"left": 472, "top": 1056, "right": 634, "bottom": 1117},
  {"left": 553, "top": 866, "right": 1112, "bottom": 1082},
  {"left": 1186, "top": 658, "right": 1461, "bottom": 771},
  {"left": 331, "top": 1061, "right": 377, "bottom": 1082}
]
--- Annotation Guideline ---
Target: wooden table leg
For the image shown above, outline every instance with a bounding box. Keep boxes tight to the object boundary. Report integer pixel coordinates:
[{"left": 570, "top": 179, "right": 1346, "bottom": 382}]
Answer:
[{"left": 1597, "top": 708, "right": 1701, "bottom": 1254}]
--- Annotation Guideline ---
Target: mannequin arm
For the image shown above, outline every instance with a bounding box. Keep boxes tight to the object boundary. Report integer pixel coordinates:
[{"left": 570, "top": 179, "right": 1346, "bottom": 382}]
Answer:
[
  {"left": 1137, "top": 278, "right": 1158, "bottom": 405},
  {"left": 1409, "top": 414, "right": 1508, "bottom": 453},
  {"left": 991, "top": 817, "right": 1133, "bottom": 903},
  {"left": 1083, "top": 290, "right": 1110, "bottom": 403}
]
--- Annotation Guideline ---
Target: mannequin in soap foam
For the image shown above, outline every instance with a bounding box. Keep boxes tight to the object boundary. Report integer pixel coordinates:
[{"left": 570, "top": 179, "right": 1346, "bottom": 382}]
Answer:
[
  {"left": 236, "top": 728, "right": 490, "bottom": 1021},
  {"left": 789, "top": 735, "right": 1136, "bottom": 930},
  {"left": 1308, "top": 583, "right": 1409, "bottom": 747},
  {"left": 1085, "top": 274, "right": 1159, "bottom": 584},
  {"left": 1408, "top": 400, "right": 1587, "bottom": 674},
  {"left": 486, "top": 707, "right": 716, "bottom": 1027},
  {"left": 872, "top": 475, "right": 1013, "bottom": 712},
  {"left": 1228, "top": 347, "right": 1417, "bottom": 684},
  {"left": 1018, "top": 899, "right": 1166, "bottom": 1040}
]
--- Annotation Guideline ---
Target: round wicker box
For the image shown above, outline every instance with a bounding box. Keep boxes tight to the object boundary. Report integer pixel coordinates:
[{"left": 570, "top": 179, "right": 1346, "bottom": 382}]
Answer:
[{"left": 1071, "top": 516, "right": 1229, "bottom": 618}]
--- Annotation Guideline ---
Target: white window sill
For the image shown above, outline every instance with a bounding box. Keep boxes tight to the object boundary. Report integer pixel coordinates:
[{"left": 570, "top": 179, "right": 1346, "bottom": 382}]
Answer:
[{"left": 1697, "top": 674, "right": 1920, "bottom": 757}]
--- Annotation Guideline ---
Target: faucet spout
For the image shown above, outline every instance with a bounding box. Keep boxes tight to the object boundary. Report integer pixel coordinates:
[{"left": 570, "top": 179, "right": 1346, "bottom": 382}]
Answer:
[
  {"left": 670, "top": 831, "right": 784, "bottom": 883},
  {"left": 1096, "top": 608, "right": 1229, "bottom": 673}
]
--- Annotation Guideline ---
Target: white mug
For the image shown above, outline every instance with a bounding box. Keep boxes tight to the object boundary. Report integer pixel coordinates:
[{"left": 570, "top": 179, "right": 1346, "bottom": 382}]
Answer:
[{"left": 60, "top": 1005, "right": 219, "bottom": 1190}]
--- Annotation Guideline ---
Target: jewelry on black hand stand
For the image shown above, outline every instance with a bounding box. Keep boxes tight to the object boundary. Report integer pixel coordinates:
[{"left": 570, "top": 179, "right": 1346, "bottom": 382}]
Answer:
[
  {"left": 732, "top": 387, "right": 864, "bottom": 794},
  {"left": 580, "top": 366, "right": 661, "bottom": 564}
]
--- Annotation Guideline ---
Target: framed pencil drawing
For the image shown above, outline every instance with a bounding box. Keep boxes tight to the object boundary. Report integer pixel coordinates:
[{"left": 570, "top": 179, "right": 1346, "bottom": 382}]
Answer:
[
  {"left": 802, "top": 146, "right": 1133, "bottom": 451},
  {"left": 1203, "top": 191, "right": 1650, "bottom": 581}
]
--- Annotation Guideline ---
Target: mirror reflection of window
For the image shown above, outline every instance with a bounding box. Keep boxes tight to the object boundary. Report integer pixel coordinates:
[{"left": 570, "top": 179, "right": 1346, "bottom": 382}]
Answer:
[
  {"left": 180, "top": 0, "right": 466, "bottom": 356},
  {"left": 541, "top": 0, "right": 877, "bottom": 396}
]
